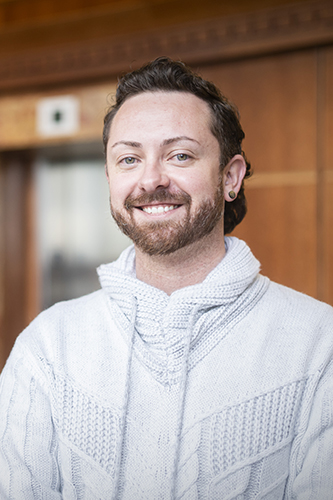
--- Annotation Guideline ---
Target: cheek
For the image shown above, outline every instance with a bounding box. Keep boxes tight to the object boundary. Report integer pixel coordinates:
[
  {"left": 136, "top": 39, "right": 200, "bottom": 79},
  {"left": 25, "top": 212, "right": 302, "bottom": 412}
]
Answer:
[
  {"left": 174, "top": 171, "right": 201, "bottom": 193},
  {"left": 108, "top": 176, "right": 134, "bottom": 207},
  {"left": 190, "top": 176, "right": 218, "bottom": 198},
  {"left": 177, "top": 161, "right": 220, "bottom": 193},
  {"left": 108, "top": 180, "right": 121, "bottom": 202}
]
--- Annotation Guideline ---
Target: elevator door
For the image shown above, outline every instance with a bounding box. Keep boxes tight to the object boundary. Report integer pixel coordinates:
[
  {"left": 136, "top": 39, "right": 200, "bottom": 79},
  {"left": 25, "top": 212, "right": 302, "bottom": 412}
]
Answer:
[{"left": 35, "top": 152, "right": 131, "bottom": 310}]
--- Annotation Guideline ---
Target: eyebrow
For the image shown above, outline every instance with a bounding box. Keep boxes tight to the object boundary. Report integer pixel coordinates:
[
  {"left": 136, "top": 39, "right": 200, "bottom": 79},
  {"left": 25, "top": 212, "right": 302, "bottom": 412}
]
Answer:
[
  {"left": 161, "top": 136, "right": 200, "bottom": 146},
  {"left": 111, "top": 136, "right": 200, "bottom": 149},
  {"left": 111, "top": 140, "right": 142, "bottom": 149}
]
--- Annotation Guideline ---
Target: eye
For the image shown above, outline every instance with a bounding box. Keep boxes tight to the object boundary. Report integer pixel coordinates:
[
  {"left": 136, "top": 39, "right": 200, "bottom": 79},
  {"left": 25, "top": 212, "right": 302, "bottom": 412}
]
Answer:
[
  {"left": 176, "top": 153, "right": 189, "bottom": 161},
  {"left": 123, "top": 157, "right": 136, "bottom": 165}
]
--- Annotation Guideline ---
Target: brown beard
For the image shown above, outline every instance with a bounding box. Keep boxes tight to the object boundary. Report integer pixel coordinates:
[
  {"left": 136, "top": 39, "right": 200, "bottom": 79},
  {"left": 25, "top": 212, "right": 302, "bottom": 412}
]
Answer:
[{"left": 110, "top": 183, "right": 224, "bottom": 256}]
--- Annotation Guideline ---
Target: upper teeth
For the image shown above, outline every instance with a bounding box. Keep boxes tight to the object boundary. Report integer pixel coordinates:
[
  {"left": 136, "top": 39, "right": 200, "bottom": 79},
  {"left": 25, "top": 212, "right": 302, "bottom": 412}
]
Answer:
[{"left": 143, "top": 205, "right": 176, "bottom": 214}]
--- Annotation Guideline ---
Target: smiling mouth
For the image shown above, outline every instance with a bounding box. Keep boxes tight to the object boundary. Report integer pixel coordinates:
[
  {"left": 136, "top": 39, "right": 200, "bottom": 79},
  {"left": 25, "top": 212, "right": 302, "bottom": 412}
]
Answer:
[
  {"left": 125, "top": 189, "right": 190, "bottom": 214},
  {"left": 140, "top": 204, "right": 179, "bottom": 214}
]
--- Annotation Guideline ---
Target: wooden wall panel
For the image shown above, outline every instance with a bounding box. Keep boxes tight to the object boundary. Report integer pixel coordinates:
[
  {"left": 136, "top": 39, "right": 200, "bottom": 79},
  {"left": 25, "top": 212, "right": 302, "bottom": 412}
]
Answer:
[
  {"left": 200, "top": 50, "right": 318, "bottom": 297},
  {"left": 233, "top": 185, "right": 317, "bottom": 296},
  {"left": 0, "top": 163, "right": 4, "bottom": 369},
  {"left": 320, "top": 47, "right": 333, "bottom": 304},
  {"left": 0, "top": 153, "right": 32, "bottom": 371},
  {"left": 201, "top": 51, "right": 317, "bottom": 174}
]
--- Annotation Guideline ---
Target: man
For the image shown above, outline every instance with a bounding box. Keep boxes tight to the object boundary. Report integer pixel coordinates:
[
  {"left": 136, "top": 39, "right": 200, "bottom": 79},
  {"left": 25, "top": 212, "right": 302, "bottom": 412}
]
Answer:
[{"left": 0, "top": 57, "right": 332, "bottom": 499}]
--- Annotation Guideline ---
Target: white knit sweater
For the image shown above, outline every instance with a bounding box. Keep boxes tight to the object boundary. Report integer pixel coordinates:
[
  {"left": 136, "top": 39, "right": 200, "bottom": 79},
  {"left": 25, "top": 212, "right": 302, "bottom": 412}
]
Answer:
[{"left": 0, "top": 237, "right": 332, "bottom": 499}]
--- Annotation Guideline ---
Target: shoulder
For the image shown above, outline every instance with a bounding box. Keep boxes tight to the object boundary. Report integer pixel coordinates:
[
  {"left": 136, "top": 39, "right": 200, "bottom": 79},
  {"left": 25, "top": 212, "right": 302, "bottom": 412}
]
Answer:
[
  {"left": 23, "top": 289, "right": 109, "bottom": 337},
  {"left": 0, "top": 290, "right": 127, "bottom": 445},
  {"left": 253, "top": 280, "right": 333, "bottom": 368},
  {"left": 264, "top": 280, "right": 333, "bottom": 321},
  {"left": 12, "top": 290, "right": 116, "bottom": 374}
]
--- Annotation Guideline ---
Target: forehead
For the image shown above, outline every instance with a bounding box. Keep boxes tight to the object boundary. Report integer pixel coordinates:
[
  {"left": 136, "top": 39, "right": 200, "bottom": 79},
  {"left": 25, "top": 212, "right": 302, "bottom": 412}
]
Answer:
[{"left": 108, "top": 91, "right": 214, "bottom": 141}]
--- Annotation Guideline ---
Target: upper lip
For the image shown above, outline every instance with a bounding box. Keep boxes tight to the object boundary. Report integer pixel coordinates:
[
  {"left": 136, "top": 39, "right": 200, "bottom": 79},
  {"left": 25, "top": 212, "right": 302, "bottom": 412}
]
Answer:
[
  {"left": 137, "top": 202, "right": 179, "bottom": 207},
  {"left": 125, "top": 190, "right": 190, "bottom": 210}
]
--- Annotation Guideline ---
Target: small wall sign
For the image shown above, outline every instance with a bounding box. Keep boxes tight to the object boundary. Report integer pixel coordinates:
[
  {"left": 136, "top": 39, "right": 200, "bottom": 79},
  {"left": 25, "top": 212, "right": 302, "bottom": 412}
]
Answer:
[{"left": 36, "top": 95, "right": 80, "bottom": 137}]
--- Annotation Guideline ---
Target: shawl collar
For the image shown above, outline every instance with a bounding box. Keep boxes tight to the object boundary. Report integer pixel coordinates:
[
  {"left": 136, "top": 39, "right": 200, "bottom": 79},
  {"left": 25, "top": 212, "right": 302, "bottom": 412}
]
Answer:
[{"left": 98, "top": 237, "right": 269, "bottom": 385}]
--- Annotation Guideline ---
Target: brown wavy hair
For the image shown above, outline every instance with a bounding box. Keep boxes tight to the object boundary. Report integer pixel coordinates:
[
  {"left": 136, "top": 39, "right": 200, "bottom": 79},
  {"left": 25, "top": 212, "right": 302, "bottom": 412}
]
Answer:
[{"left": 103, "top": 57, "right": 252, "bottom": 234}]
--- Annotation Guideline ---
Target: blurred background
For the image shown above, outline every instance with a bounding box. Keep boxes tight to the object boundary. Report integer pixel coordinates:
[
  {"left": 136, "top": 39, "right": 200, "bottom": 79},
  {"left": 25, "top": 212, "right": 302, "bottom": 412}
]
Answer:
[{"left": 0, "top": 0, "right": 332, "bottom": 371}]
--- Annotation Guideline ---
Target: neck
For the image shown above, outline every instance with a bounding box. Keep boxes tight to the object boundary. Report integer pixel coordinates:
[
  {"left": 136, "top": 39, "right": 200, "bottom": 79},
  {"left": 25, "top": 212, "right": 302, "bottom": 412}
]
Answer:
[{"left": 135, "top": 226, "right": 226, "bottom": 295}]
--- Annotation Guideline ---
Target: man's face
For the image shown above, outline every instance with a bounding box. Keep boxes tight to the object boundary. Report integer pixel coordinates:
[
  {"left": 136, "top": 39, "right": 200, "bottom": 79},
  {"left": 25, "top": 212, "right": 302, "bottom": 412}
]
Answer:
[{"left": 105, "top": 91, "right": 224, "bottom": 256}]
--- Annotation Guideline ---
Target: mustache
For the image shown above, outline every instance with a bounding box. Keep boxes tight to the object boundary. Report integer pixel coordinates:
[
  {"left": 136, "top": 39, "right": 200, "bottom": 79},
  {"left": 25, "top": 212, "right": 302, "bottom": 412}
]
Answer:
[{"left": 124, "top": 189, "right": 191, "bottom": 209}]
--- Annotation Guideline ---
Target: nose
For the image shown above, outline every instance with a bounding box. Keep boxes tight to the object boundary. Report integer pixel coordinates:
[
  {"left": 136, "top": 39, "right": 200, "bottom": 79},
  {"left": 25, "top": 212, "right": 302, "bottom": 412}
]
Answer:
[{"left": 137, "top": 158, "right": 170, "bottom": 193}]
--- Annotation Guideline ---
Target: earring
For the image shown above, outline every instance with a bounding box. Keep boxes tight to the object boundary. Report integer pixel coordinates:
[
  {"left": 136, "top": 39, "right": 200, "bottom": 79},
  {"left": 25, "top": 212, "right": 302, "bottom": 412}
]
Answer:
[{"left": 229, "top": 190, "right": 236, "bottom": 200}]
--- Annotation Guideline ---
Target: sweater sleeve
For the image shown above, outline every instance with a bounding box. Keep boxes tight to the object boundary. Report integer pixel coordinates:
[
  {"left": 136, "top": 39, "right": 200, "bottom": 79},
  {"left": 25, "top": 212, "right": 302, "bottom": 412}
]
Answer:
[
  {"left": 0, "top": 340, "right": 61, "bottom": 499},
  {"left": 287, "top": 359, "right": 333, "bottom": 499}
]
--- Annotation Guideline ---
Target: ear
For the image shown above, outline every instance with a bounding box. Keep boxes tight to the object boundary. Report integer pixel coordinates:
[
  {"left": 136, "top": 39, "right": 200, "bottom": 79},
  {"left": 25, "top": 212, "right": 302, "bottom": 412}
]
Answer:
[{"left": 223, "top": 154, "right": 247, "bottom": 202}]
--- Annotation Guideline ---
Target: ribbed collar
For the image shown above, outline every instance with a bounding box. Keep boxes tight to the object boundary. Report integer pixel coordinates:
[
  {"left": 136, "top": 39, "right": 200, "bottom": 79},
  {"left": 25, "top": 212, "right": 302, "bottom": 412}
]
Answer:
[{"left": 98, "top": 237, "right": 269, "bottom": 385}]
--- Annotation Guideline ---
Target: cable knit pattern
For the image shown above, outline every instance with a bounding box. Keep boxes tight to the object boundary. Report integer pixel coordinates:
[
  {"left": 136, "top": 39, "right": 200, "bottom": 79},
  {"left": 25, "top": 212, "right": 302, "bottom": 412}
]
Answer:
[
  {"left": 54, "top": 375, "right": 121, "bottom": 475},
  {"left": 211, "top": 378, "right": 308, "bottom": 476},
  {"left": 0, "top": 237, "right": 333, "bottom": 499}
]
